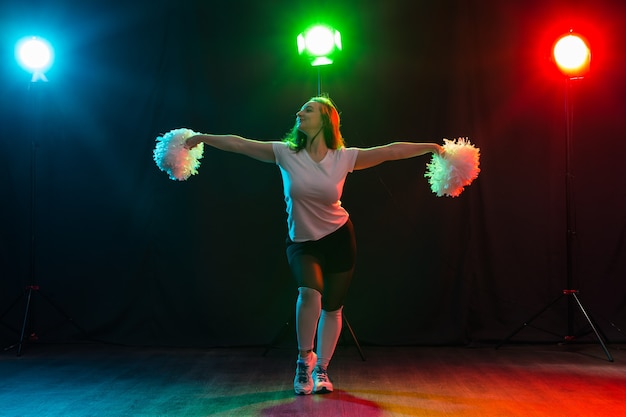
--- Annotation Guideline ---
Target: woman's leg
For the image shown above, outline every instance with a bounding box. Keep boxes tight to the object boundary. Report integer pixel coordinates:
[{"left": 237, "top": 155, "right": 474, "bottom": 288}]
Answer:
[
  {"left": 289, "top": 254, "right": 324, "bottom": 357},
  {"left": 290, "top": 254, "right": 325, "bottom": 395},
  {"left": 316, "top": 269, "right": 354, "bottom": 368},
  {"left": 310, "top": 269, "right": 353, "bottom": 393}
]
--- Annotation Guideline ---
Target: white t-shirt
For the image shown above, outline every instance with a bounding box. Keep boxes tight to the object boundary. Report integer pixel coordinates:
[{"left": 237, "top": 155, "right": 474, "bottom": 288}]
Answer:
[{"left": 273, "top": 142, "right": 359, "bottom": 242}]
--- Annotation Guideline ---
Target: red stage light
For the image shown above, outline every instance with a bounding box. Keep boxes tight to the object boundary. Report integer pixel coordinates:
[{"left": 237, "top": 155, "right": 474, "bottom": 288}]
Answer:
[{"left": 553, "top": 32, "right": 590, "bottom": 78}]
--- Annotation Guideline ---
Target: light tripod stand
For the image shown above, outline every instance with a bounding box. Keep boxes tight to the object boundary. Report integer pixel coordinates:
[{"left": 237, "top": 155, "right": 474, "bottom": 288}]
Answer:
[
  {"left": 497, "top": 74, "right": 613, "bottom": 362},
  {"left": 1, "top": 81, "right": 87, "bottom": 356}
]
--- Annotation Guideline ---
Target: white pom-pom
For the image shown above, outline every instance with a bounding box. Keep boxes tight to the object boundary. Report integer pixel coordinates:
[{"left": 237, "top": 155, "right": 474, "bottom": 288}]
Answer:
[
  {"left": 425, "top": 137, "right": 480, "bottom": 197},
  {"left": 153, "top": 128, "right": 204, "bottom": 181}
]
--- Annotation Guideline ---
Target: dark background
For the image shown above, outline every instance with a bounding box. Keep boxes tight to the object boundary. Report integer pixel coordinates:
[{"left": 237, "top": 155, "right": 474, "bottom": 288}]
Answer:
[{"left": 1, "top": 0, "right": 625, "bottom": 348}]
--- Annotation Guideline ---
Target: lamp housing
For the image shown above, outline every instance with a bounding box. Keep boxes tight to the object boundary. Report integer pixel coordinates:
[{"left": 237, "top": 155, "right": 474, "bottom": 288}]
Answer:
[
  {"left": 297, "top": 25, "right": 342, "bottom": 67},
  {"left": 16, "top": 36, "right": 54, "bottom": 82},
  {"left": 553, "top": 32, "right": 590, "bottom": 79}
]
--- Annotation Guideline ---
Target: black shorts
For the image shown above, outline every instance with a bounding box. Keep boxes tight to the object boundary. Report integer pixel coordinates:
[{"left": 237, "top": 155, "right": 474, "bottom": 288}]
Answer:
[{"left": 286, "top": 219, "right": 356, "bottom": 274}]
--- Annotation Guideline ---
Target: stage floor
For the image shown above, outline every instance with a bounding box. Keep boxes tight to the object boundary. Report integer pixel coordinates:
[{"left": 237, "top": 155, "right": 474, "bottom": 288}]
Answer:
[{"left": 1, "top": 342, "right": 625, "bottom": 416}]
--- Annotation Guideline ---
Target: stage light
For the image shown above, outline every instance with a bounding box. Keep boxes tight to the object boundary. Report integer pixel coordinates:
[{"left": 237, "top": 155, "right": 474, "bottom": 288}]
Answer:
[
  {"left": 499, "top": 29, "right": 612, "bottom": 361},
  {"left": 16, "top": 36, "right": 54, "bottom": 82},
  {"left": 553, "top": 32, "right": 590, "bottom": 78},
  {"left": 297, "top": 25, "right": 342, "bottom": 67}
]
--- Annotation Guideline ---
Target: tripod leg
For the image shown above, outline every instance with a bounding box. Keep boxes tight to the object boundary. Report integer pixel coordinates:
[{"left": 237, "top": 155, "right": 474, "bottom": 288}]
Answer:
[
  {"left": 497, "top": 294, "right": 564, "bottom": 350},
  {"left": 343, "top": 314, "right": 366, "bottom": 361},
  {"left": 17, "top": 287, "right": 34, "bottom": 357},
  {"left": 571, "top": 293, "right": 613, "bottom": 362}
]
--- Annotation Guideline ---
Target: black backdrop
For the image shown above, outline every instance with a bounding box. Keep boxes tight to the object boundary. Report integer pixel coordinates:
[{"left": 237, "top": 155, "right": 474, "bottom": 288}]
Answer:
[{"left": 1, "top": 0, "right": 625, "bottom": 348}]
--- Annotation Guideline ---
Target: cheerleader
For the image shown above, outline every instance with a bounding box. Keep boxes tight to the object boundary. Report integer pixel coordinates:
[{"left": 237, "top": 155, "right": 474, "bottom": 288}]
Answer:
[{"left": 155, "top": 96, "right": 479, "bottom": 394}]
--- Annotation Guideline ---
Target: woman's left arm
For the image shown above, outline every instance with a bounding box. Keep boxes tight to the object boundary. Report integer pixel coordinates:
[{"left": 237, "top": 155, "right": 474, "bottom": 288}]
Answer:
[{"left": 354, "top": 142, "right": 443, "bottom": 170}]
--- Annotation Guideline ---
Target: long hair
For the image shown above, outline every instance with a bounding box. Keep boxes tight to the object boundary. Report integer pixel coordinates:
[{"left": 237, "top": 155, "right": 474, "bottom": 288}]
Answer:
[{"left": 283, "top": 95, "right": 345, "bottom": 151}]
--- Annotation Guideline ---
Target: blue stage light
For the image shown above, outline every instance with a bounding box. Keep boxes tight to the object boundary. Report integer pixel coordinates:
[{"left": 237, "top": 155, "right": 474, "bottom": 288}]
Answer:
[{"left": 16, "top": 36, "right": 54, "bottom": 82}]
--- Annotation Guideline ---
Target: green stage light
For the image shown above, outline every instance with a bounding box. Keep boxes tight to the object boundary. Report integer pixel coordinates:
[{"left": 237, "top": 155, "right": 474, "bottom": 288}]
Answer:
[{"left": 297, "top": 25, "right": 342, "bottom": 66}]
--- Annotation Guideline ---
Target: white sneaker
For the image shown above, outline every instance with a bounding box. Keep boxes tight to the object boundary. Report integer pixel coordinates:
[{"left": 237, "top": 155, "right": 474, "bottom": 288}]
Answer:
[
  {"left": 293, "top": 352, "right": 317, "bottom": 395},
  {"left": 312, "top": 365, "right": 333, "bottom": 393}
]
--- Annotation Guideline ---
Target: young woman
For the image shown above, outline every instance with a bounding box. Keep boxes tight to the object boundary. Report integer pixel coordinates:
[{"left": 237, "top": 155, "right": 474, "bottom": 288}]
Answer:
[{"left": 185, "top": 96, "right": 443, "bottom": 394}]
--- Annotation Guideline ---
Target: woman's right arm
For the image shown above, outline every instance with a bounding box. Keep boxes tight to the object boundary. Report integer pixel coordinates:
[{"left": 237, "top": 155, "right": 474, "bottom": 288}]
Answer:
[{"left": 185, "top": 134, "right": 277, "bottom": 163}]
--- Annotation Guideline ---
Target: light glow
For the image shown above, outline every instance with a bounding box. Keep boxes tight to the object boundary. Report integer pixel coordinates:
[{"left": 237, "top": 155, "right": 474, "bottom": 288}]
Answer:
[
  {"left": 553, "top": 33, "right": 590, "bottom": 77},
  {"left": 297, "top": 25, "right": 342, "bottom": 67},
  {"left": 303, "top": 26, "right": 335, "bottom": 56},
  {"left": 16, "top": 36, "right": 54, "bottom": 82}
]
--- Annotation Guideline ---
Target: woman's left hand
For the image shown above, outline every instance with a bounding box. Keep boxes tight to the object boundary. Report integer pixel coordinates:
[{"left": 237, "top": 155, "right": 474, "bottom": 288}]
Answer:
[{"left": 184, "top": 135, "right": 203, "bottom": 150}]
